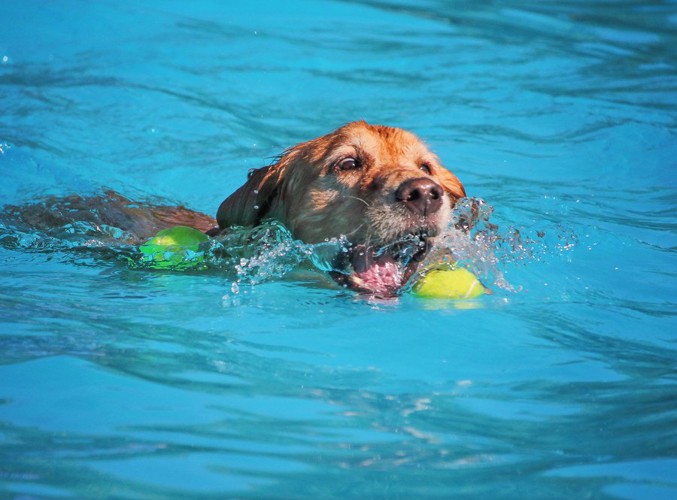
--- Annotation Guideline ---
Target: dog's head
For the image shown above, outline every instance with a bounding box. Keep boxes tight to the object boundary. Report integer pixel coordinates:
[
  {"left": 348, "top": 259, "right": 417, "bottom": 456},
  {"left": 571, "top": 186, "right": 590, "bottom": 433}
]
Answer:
[{"left": 217, "top": 121, "right": 465, "bottom": 296}]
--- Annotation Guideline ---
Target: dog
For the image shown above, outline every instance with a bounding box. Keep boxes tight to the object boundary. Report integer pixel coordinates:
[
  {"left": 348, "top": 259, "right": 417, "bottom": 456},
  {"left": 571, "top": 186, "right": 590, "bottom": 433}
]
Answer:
[
  {"left": 2, "top": 121, "right": 465, "bottom": 296},
  {"left": 214, "top": 121, "right": 466, "bottom": 295}
]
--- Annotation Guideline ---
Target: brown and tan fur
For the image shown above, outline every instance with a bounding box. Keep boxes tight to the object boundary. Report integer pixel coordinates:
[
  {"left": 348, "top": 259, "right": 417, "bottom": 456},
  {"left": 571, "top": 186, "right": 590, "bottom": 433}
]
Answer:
[
  {"left": 217, "top": 121, "right": 464, "bottom": 246},
  {"left": 3, "top": 121, "right": 465, "bottom": 294},
  {"left": 2, "top": 191, "right": 216, "bottom": 245}
]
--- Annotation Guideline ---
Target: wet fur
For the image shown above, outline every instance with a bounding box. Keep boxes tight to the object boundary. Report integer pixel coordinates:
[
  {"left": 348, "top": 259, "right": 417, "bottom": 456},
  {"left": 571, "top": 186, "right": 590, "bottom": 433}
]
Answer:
[
  {"left": 2, "top": 191, "right": 216, "bottom": 245},
  {"left": 216, "top": 121, "right": 465, "bottom": 246},
  {"left": 3, "top": 121, "right": 465, "bottom": 293}
]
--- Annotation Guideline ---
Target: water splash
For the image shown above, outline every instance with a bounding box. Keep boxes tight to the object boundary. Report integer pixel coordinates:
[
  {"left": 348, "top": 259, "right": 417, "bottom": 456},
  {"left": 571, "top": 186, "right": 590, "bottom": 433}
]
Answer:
[
  {"left": 1, "top": 197, "right": 577, "bottom": 296},
  {"left": 210, "top": 222, "right": 314, "bottom": 284},
  {"left": 427, "top": 197, "right": 578, "bottom": 292},
  {"left": 0, "top": 220, "right": 130, "bottom": 254},
  {"left": 207, "top": 222, "right": 354, "bottom": 291}
]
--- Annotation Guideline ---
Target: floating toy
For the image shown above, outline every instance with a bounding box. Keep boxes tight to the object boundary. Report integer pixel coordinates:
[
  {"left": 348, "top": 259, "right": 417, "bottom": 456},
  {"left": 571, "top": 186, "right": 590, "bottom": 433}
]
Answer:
[
  {"left": 136, "top": 226, "right": 486, "bottom": 300},
  {"left": 138, "top": 226, "right": 209, "bottom": 270},
  {"left": 413, "top": 266, "right": 487, "bottom": 300}
]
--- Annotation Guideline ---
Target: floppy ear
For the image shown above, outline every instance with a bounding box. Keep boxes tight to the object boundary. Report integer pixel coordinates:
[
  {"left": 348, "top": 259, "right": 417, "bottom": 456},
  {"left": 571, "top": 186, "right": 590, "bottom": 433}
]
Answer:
[
  {"left": 437, "top": 167, "right": 466, "bottom": 203},
  {"left": 216, "top": 165, "right": 284, "bottom": 229}
]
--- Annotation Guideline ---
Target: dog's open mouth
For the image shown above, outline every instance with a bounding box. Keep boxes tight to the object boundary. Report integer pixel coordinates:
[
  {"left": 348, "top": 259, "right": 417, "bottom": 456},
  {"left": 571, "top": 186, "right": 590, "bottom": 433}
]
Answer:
[{"left": 330, "top": 232, "right": 432, "bottom": 297}]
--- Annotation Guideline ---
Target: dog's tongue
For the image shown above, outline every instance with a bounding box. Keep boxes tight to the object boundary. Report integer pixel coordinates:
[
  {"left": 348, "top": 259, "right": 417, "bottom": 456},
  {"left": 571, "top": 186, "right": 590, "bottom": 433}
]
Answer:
[{"left": 351, "top": 245, "right": 404, "bottom": 295}]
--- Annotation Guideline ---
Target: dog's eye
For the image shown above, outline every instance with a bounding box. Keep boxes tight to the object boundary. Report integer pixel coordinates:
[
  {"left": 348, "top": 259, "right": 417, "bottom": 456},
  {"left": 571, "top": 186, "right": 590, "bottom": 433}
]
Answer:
[
  {"left": 337, "top": 157, "right": 359, "bottom": 171},
  {"left": 420, "top": 162, "right": 432, "bottom": 175}
]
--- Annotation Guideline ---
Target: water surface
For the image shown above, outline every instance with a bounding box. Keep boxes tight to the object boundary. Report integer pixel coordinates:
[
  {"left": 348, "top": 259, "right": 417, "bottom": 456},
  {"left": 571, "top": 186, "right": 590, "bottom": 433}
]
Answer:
[{"left": 1, "top": 0, "right": 676, "bottom": 498}]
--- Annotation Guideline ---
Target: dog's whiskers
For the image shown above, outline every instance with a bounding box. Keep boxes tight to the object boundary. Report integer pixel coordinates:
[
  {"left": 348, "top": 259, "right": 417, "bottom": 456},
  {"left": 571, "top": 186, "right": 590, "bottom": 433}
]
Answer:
[
  {"left": 345, "top": 196, "right": 371, "bottom": 208},
  {"left": 343, "top": 222, "right": 367, "bottom": 238}
]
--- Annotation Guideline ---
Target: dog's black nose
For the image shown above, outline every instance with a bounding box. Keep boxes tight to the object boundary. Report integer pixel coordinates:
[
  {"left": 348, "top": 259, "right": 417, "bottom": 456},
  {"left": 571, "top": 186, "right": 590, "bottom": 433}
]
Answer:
[{"left": 395, "top": 177, "right": 444, "bottom": 216}]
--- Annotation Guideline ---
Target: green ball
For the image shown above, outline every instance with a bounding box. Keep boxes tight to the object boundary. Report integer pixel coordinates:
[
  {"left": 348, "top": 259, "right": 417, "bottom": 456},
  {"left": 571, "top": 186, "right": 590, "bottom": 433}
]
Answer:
[
  {"left": 413, "top": 266, "right": 487, "bottom": 299},
  {"left": 138, "top": 226, "right": 209, "bottom": 270}
]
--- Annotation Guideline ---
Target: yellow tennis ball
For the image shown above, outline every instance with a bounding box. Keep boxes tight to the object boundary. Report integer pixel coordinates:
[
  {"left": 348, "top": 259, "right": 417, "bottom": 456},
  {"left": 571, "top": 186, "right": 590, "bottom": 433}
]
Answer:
[
  {"left": 138, "top": 226, "right": 209, "bottom": 270},
  {"left": 413, "top": 267, "right": 486, "bottom": 299}
]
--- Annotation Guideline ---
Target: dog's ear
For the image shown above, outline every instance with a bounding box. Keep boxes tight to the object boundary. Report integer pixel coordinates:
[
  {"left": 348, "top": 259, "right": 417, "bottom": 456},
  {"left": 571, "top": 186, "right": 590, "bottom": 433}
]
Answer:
[
  {"left": 216, "top": 165, "right": 283, "bottom": 229},
  {"left": 437, "top": 167, "right": 466, "bottom": 203}
]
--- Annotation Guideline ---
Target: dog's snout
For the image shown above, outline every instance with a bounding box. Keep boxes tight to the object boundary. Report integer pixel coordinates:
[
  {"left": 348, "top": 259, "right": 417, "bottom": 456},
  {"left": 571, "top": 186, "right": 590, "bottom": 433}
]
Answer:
[{"left": 395, "top": 177, "right": 444, "bottom": 216}]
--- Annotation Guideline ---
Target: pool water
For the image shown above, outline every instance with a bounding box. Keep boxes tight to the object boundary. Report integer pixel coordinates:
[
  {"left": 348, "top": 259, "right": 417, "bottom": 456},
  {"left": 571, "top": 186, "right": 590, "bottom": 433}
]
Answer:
[{"left": 1, "top": 0, "right": 676, "bottom": 498}]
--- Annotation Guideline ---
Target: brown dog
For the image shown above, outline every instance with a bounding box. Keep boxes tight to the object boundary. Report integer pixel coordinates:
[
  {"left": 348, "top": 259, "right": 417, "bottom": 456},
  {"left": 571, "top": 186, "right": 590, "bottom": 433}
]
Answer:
[
  {"left": 2, "top": 121, "right": 465, "bottom": 296},
  {"left": 215, "top": 121, "right": 465, "bottom": 295}
]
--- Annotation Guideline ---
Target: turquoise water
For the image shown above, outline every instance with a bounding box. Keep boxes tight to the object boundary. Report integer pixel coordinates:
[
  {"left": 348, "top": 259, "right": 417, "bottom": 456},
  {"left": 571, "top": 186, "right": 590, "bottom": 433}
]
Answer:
[{"left": 1, "top": 0, "right": 676, "bottom": 498}]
